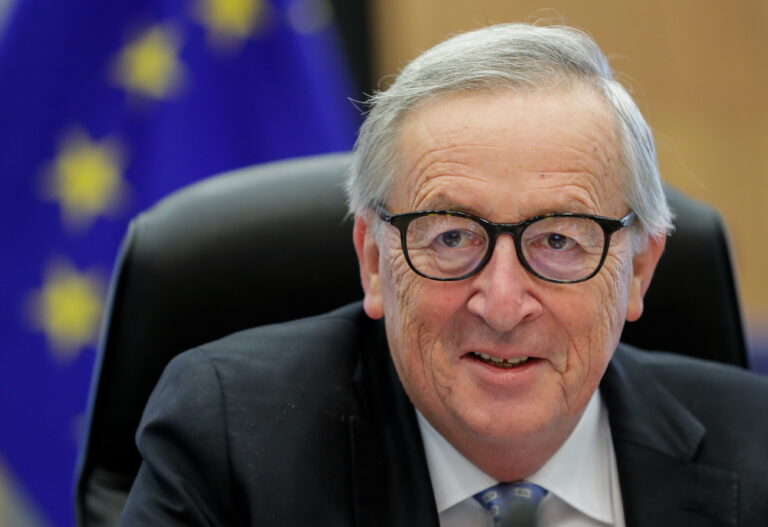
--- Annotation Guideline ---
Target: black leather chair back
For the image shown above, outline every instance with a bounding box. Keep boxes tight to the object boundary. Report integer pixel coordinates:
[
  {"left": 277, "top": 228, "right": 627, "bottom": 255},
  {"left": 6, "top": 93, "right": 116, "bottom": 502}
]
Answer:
[{"left": 75, "top": 152, "right": 748, "bottom": 526}]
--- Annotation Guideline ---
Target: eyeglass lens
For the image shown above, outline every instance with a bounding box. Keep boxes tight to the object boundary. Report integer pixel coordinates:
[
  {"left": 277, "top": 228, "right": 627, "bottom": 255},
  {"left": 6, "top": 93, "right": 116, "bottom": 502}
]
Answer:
[{"left": 404, "top": 213, "right": 607, "bottom": 281}]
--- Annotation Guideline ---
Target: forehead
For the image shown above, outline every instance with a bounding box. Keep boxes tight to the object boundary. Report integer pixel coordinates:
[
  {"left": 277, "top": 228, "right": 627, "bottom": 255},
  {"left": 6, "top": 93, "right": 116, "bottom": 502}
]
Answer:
[{"left": 390, "top": 86, "right": 624, "bottom": 219}]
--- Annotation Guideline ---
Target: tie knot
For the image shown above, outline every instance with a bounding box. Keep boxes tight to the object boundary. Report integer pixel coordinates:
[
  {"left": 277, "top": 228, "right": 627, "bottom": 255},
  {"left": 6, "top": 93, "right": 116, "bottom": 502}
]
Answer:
[{"left": 473, "top": 482, "right": 547, "bottom": 527}]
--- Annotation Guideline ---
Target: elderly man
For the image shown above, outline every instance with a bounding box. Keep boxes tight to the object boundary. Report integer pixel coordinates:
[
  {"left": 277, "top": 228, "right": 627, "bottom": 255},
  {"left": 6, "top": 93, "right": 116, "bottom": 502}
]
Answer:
[{"left": 120, "top": 24, "right": 768, "bottom": 526}]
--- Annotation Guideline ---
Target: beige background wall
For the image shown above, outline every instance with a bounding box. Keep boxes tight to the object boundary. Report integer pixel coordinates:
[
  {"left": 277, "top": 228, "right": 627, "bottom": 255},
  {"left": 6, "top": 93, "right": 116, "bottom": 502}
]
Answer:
[{"left": 370, "top": 0, "right": 768, "bottom": 342}]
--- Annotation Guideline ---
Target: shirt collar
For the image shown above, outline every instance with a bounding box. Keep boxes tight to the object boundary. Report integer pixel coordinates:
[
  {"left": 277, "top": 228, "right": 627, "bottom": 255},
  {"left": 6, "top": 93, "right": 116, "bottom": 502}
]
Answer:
[{"left": 417, "top": 389, "right": 615, "bottom": 524}]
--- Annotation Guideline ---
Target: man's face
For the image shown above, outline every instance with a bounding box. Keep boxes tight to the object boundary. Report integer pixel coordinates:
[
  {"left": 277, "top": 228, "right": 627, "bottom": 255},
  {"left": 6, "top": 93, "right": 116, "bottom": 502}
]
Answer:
[{"left": 354, "top": 86, "right": 663, "bottom": 472}]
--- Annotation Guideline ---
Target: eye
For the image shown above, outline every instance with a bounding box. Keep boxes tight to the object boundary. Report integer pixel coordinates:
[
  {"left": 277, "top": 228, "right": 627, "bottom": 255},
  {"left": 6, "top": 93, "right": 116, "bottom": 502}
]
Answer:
[
  {"left": 525, "top": 231, "right": 581, "bottom": 253},
  {"left": 544, "top": 232, "right": 577, "bottom": 251},
  {"left": 436, "top": 229, "right": 479, "bottom": 249}
]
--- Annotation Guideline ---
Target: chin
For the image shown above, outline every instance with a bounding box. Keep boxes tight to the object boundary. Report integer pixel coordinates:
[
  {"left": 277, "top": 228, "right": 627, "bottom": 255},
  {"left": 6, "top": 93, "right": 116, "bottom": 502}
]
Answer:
[{"left": 444, "top": 391, "right": 566, "bottom": 447}]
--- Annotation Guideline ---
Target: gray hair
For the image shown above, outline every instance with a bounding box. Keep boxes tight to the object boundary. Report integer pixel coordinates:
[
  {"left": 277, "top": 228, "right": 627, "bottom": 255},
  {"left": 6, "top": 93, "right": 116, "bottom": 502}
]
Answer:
[{"left": 345, "top": 23, "right": 673, "bottom": 240}]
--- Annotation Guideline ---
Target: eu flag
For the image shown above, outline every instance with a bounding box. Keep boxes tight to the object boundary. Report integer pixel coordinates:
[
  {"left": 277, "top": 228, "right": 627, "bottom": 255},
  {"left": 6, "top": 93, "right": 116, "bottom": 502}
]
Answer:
[{"left": 0, "top": 1, "right": 359, "bottom": 525}]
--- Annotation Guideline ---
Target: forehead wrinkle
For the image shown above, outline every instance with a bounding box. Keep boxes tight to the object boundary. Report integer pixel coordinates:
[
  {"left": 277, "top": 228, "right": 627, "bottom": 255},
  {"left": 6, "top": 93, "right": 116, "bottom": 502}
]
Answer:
[
  {"left": 518, "top": 175, "right": 614, "bottom": 214},
  {"left": 393, "top": 87, "right": 625, "bottom": 219},
  {"left": 405, "top": 140, "right": 507, "bottom": 180},
  {"left": 399, "top": 146, "right": 497, "bottom": 211},
  {"left": 398, "top": 102, "right": 508, "bottom": 178},
  {"left": 406, "top": 169, "right": 620, "bottom": 221},
  {"left": 409, "top": 172, "right": 490, "bottom": 212}
]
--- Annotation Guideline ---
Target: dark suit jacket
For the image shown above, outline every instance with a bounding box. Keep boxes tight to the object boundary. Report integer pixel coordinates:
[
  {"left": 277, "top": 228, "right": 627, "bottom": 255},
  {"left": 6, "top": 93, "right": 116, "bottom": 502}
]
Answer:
[{"left": 120, "top": 303, "right": 768, "bottom": 526}]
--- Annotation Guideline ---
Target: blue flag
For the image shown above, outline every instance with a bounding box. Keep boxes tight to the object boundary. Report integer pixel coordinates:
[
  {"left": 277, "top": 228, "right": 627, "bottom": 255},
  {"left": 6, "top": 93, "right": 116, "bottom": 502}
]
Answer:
[{"left": 0, "top": 1, "right": 359, "bottom": 525}]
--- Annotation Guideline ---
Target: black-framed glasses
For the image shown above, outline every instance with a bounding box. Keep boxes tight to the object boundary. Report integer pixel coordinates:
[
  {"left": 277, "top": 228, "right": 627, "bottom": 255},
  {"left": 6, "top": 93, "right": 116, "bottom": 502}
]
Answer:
[{"left": 378, "top": 206, "right": 636, "bottom": 284}]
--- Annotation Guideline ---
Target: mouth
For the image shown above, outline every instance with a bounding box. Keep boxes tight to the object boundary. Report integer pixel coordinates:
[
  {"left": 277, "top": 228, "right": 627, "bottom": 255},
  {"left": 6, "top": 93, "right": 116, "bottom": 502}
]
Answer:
[{"left": 469, "top": 351, "right": 533, "bottom": 369}]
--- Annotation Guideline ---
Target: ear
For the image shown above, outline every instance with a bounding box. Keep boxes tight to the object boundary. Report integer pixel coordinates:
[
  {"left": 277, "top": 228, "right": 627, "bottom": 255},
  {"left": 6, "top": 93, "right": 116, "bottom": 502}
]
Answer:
[
  {"left": 353, "top": 215, "right": 384, "bottom": 320},
  {"left": 626, "top": 234, "right": 666, "bottom": 322}
]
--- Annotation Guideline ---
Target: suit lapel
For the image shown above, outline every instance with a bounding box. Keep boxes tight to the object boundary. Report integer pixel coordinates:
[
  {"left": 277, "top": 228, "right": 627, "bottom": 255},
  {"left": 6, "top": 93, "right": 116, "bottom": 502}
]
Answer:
[
  {"left": 348, "top": 317, "right": 440, "bottom": 527},
  {"left": 602, "top": 345, "right": 738, "bottom": 527}
]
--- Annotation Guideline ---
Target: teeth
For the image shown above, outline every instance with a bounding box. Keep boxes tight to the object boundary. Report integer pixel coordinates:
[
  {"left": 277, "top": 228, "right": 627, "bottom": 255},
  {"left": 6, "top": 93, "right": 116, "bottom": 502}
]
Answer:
[{"left": 472, "top": 352, "right": 530, "bottom": 367}]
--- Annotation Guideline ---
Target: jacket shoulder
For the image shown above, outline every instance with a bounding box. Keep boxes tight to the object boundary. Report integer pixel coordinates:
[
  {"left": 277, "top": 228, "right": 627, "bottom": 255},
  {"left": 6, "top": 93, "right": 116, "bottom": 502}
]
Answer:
[
  {"left": 168, "top": 302, "right": 373, "bottom": 398},
  {"left": 613, "top": 345, "right": 768, "bottom": 454},
  {"left": 126, "top": 303, "right": 375, "bottom": 524},
  {"left": 618, "top": 345, "right": 768, "bottom": 398}
]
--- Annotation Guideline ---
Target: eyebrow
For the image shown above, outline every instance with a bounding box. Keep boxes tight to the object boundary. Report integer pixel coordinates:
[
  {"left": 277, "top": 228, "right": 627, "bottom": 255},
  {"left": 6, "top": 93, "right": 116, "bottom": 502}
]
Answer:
[
  {"left": 417, "top": 196, "right": 485, "bottom": 215},
  {"left": 416, "top": 196, "right": 597, "bottom": 219}
]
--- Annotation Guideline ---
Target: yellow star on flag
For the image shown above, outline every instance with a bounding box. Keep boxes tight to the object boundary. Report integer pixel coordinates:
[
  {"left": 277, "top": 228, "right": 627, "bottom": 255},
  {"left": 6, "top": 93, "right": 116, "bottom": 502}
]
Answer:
[
  {"left": 27, "top": 260, "right": 104, "bottom": 362},
  {"left": 44, "top": 128, "right": 127, "bottom": 231},
  {"left": 113, "top": 24, "right": 184, "bottom": 98},
  {"left": 194, "top": 0, "right": 266, "bottom": 51}
]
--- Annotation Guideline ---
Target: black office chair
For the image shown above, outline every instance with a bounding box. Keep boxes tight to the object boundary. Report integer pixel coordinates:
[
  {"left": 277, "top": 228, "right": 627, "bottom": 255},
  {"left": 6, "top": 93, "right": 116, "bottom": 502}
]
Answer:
[{"left": 74, "top": 152, "right": 748, "bottom": 526}]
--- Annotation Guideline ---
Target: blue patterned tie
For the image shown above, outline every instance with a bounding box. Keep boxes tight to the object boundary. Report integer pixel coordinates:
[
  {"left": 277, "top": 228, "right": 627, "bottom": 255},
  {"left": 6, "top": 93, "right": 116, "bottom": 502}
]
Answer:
[{"left": 473, "top": 482, "right": 548, "bottom": 527}]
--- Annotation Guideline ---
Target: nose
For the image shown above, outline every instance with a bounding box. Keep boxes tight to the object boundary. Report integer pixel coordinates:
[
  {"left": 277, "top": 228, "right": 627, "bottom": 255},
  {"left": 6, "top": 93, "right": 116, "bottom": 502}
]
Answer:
[{"left": 466, "top": 235, "right": 543, "bottom": 332}]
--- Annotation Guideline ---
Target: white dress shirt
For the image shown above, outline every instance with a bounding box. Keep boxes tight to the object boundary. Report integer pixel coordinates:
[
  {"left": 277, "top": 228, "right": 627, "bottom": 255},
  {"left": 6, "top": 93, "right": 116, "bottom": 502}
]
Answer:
[{"left": 417, "top": 389, "right": 626, "bottom": 526}]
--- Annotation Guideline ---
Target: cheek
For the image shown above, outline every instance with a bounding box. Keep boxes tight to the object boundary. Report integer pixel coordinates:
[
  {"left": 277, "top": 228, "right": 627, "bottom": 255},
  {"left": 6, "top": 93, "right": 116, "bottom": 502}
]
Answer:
[
  {"left": 379, "top": 245, "right": 415, "bottom": 330},
  {"left": 381, "top": 236, "right": 456, "bottom": 343},
  {"left": 379, "top": 245, "right": 423, "bottom": 370},
  {"left": 380, "top": 247, "right": 467, "bottom": 403},
  {"left": 558, "top": 256, "right": 631, "bottom": 401},
  {"left": 600, "top": 251, "right": 633, "bottom": 329},
  {"left": 586, "top": 250, "right": 633, "bottom": 336}
]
